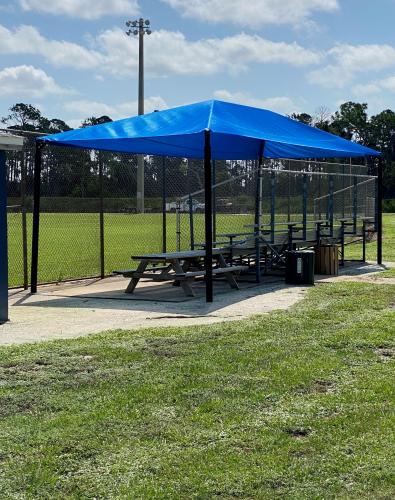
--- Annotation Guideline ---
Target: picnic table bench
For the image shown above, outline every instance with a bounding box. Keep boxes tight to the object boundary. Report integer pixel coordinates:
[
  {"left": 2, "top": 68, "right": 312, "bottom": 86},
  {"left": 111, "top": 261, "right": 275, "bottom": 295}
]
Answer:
[{"left": 114, "top": 248, "right": 248, "bottom": 297}]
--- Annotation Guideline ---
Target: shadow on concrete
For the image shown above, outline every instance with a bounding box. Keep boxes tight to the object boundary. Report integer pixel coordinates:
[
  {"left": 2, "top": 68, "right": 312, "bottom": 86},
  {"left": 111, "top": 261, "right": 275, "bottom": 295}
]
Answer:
[
  {"left": 9, "top": 261, "right": 385, "bottom": 316},
  {"left": 11, "top": 276, "right": 291, "bottom": 315}
]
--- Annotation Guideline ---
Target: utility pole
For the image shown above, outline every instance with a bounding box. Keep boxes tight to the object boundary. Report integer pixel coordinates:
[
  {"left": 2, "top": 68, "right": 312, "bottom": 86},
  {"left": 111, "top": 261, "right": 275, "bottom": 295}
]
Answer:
[{"left": 126, "top": 18, "right": 151, "bottom": 213}]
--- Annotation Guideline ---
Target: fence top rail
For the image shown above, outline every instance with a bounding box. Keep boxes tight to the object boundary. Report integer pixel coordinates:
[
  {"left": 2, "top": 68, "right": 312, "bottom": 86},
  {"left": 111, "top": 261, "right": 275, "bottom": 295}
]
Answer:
[
  {"left": 262, "top": 167, "right": 376, "bottom": 179},
  {"left": 313, "top": 177, "right": 376, "bottom": 202},
  {"left": 269, "top": 158, "right": 368, "bottom": 169},
  {"left": 0, "top": 128, "right": 47, "bottom": 137},
  {"left": 179, "top": 166, "right": 377, "bottom": 201}
]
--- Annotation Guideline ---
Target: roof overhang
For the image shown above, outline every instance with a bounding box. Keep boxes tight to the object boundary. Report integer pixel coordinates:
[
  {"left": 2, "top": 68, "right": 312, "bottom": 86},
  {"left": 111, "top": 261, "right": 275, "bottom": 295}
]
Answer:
[{"left": 0, "top": 133, "right": 24, "bottom": 151}]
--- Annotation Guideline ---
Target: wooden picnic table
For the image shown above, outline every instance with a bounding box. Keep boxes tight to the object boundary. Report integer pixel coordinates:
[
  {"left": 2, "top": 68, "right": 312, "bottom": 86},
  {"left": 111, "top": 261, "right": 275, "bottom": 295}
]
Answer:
[{"left": 116, "top": 248, "right": 247, "bottom": 297}]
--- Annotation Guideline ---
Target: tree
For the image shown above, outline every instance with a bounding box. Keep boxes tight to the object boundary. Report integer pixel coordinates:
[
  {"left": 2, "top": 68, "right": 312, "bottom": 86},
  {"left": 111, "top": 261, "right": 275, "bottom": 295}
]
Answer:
[
  {"left": 290, "top": 113, "right": 313, "bottom": 126},
  {"left": 331, "top": 102, "right": 369, "bottom": 144},
  {"left": 313, "top": 106, "right": 332, "bottom": 131},
  {"left": 81, "top": 116, "right": 113, "bottom": 128},
  {"left": 78, "top": 116, "right": 114, "bottom": 199},
  {"left": 1, "top": 103, "right": 43, "bottom": 131},
  {"left": 1, "top": 103, "right": 73, "bottom": 133},
  {"left": 36, "top": 117, "right": 72, "bottom": 134},
  {"left": 370, "top": 109, "right": 395, "bottom": 197},
  {"left": 369, "top": 109, "right": 395, "bottom": 152}
]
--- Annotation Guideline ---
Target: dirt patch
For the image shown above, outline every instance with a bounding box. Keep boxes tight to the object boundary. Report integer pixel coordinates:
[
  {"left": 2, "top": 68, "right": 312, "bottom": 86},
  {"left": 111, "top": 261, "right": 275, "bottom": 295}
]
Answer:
[
  {"left": 34, "top": 358, "right": 52, "bottom": 366},
  {"left": 284, "top": 427, "right": 311, "bottom": 438},
  {"left": 310, "top": 379, "right": 334, "bottom": 393},
  {"left": 375, "top": 348, "right": 395, "bottom": 360}
]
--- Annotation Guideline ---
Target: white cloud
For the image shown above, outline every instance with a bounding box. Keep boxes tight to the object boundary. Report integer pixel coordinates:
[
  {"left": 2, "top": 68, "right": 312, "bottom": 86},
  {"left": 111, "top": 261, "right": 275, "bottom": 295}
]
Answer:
[
  {"left": 19, "top": 0, "right": 139, "bottom": 20},
  {"left": 0, "top": 4, "right": 16, "bottom": 13},
  {"left": 162, "top": 0, "right": 339, "bottom": 28},
  {"left": 97, "top": 29, "right": 321, "bottom": 77},
  {"left": 352, "top": 82, "right": 382, "bottom": 97},
  {"left": 213, "top": 90, "right": 299, "bottom": 114},
  {"left": 380, "top": 76, "right": 395, "bottom": 92},
  {"left": 0, "top": 24, "right": 102, "bottom": 69},
  {"left": 0, "top": 65, "right": 69, "bottom": 97},
  {"left": 308, "top": 43, "right": 395, "bottom": 88},
  {"left": 63, "top": 96, "right": 168, "bottom": 124},
  {"left": 353, "top": 75, "right": 395, "bottom": 97},
  {"left": 0, "top": 24, "right": 320, "bottom": 77}
]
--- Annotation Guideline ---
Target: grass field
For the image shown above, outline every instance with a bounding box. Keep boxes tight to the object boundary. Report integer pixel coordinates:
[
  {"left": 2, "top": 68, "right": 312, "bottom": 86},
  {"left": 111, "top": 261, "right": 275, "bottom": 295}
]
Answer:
[
  {"left": 0, "top": 281, "right": 394, "bottom": 497},
  {"left": 7, "top": 212, "right": 255, "bottom": 287},
  {"left": 7, "top": 212, "right": 395, "bottom": 288}
]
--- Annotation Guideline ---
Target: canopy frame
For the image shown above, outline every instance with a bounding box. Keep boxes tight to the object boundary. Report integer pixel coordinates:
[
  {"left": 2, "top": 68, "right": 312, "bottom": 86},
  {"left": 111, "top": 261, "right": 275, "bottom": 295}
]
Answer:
[{"left": 30, "top": 100, "right": 382, "bottom": 302}]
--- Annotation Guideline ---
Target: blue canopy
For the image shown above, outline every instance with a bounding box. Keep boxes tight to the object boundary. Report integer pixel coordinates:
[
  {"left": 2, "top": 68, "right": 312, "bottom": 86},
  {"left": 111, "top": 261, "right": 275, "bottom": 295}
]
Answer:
[{"left": 39, "top": 100, "right": 379, "bottom": 160}]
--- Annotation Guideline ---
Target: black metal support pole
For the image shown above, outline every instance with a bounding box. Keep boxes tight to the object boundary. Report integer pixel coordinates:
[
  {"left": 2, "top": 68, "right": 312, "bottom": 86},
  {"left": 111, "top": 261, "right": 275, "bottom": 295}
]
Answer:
[
  {"left": 342, "top": 163, "right": 345, "bottom": 218},
  {"left": 362, "top": 220, "right": 366, "bottom": 263},
  {"left": 176, "top": 201, "right": 181, "bottom": 251},
  {"left": 377, "top": 158, "right": 383, "bottom": 265},
  {"left": 288, "top": 224, "right": 294, "bottom": 251},
  {"left": 316, "top": 222, "right": 322, "bottom": 247},
  {"left": 0, "top": 150, "right": 8, "bottom": 322},
  {"left": 162, "top": 156, "right": 167, "bottom": 253},
  {"left": 287, "top": 167, "right": 291, "bottom": 222},
  {"left": 254, "top": 160, "right": 261, "bottom": 283},
  {"left": 328, "top": 175, "right": 334, "bottom": 237},
  {"left": 212, "top": 160, "right": 216, "bottom": 243},
  {"left": 189, "top": 194, "right": 195, "bottom": 250},
  {"left": 254, "top": 142, "right": 264, "bottom": 283},
  {"left": 318, "top": 167, "right": 322, "bottom": 220},
  {"left": 30, "top": 142, "right": 43, "bottom": 293},
  {"left": 270, "top": 170, "right": 275, "bottom": 244},
  {"left": 99, "top": 156, "right": 105, "bottom": 279},
  {"left": 353, "top": 176, "right": 358, "bottom": 235},
  {"left": 21, "top": 151, "right": 28, "bottom": 289},
  {"left": 204, "top": 130, "right": 213, "bottom": 303},
  {"left": 303, "top": 174, "right": 308, "bottom": 241}
]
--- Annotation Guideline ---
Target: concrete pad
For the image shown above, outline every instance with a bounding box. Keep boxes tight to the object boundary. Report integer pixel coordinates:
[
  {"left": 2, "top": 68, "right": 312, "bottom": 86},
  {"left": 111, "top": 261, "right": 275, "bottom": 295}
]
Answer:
[
  {"left": 2, "top": 276, "right": 307, "bottom": 345},
  {"left": 0, "top": 262, "right": 390, "bottom": 346}
]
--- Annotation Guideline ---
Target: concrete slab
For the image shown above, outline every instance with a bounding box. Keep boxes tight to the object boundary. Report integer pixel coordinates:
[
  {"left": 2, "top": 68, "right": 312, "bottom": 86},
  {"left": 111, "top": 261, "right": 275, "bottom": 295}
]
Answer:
[{"left": 0, "top": 262, "right": 390, "bottom": 346}]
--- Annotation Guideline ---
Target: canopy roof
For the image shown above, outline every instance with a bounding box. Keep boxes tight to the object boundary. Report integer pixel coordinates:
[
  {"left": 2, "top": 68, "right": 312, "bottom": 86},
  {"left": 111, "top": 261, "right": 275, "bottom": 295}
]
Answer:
[{"left": 39, "top": 100, "right": 379, "bottom": 160}]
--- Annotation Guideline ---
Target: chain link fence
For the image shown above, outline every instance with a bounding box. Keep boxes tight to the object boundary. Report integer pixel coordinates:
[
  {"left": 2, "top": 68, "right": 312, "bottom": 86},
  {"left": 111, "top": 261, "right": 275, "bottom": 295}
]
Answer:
[
  {"left": 177, "top": 159, "right": 377, "bottom": 252},
  {"left": 4, "top": 129, "right": 378, "bottom": 288}
]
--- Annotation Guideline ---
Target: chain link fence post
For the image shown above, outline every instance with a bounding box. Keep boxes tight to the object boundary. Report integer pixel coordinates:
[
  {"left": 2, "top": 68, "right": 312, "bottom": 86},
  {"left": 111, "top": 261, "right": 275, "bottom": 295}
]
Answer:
[
  {"left": 99, "top": 155, "right": 105, "bottom": 279},
  {"left": 162, "top": 157, "right": 167, "bottom": 253},
  {"left": 21, "top": 150, "right": 29, "bottom": 289}
]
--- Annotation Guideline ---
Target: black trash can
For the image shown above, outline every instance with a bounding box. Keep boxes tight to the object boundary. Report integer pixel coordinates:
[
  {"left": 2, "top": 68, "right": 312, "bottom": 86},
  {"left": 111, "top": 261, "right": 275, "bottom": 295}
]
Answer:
[{"left": 285, "top": 250, "right": 315, "bottom": 285}]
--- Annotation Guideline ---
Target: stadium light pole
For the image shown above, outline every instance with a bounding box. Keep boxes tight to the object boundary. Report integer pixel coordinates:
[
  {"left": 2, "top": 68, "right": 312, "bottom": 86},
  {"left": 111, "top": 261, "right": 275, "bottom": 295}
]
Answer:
[{"left": 126, "top": 18, "right": 152, "bottom": 213}]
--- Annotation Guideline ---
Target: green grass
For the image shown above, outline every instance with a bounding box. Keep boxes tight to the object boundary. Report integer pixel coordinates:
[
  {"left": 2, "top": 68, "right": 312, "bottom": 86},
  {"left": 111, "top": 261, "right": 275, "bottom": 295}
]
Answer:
[
  {"left": 7, "top": 212, "right": 395, "bottom": 288},
  {"left": 378, "top": 268, "right": 395, "bottom": 278},
  {"left": 346, "top": 213, "right": 395, "bottom": 262},
  {"left": 0, "top": 281, "right": 394, "bottom": 498},
  {"left": 7, "top": 212, "right": 255, "bottom": 287}
]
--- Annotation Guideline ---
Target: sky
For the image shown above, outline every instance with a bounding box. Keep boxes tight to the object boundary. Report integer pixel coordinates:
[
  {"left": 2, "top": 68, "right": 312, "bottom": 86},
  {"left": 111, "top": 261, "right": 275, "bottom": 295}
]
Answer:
[{"left": 1, "top": 0, "right": 395, "bottom": 128}]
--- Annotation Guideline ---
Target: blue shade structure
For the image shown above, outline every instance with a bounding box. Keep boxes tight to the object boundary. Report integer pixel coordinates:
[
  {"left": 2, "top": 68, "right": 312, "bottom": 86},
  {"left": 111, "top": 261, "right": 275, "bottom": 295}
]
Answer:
[
  {"left": 33, "top": 100, "right": 380, "bottom": 303},
  {"left": 39, "top": 99, "right": 379, "bottom": 160}
]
